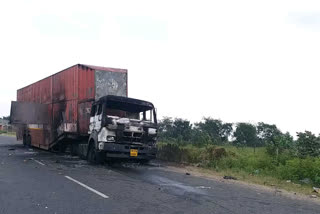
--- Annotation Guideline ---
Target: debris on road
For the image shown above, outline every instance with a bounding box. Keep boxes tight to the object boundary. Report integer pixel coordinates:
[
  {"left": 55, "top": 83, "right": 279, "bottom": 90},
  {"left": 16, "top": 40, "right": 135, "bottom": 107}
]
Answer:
[
  {"left": 185, "top": 172, "right": 191, "bottom": 175},
  {"left": 274, "top": 189, "right": 282, "bottom": 195},
  {"left": 313, "top": 187, "right": 320, "bottom": 193},
  {"left": 310, "top": 195, "right": 317, "bottom": 198},
  {"left": 196, "top": 186, "right": 211, "bottom": 189},
  {"left": 300, "top": 178, "right": 311, "bottom": 184},
  {"left": 24, "top": 151, "right": 37, "bottom": 155},
  {"left": 8, "top": 148, "right": 15, "bottom": 151},
  {"left": 223, "top": 176, "right": 237, "bottom": 180}
]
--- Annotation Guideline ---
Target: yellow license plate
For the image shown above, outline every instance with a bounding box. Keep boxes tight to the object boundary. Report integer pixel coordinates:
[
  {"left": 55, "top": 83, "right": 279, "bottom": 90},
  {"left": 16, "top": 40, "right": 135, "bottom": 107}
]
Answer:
[{"left": 130, "top": 149, "right": 138, "bottom": 157}]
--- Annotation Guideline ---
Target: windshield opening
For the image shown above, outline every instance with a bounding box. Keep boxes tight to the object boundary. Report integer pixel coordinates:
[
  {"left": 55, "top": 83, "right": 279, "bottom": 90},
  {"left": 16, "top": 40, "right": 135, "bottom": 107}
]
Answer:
[{"left": 104, "top": 100, "right": 156, "bottom": 123}]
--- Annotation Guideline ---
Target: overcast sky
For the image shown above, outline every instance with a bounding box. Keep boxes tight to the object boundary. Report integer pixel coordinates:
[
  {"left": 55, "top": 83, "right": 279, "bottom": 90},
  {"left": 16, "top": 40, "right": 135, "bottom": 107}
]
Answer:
[{"left": 1, "top": 0, "right": 320, "bottom": 136}]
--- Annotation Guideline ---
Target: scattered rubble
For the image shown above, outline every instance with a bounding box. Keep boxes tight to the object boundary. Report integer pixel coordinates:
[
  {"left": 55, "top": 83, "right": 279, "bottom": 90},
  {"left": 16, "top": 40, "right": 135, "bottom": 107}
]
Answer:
[
  {"left": 223, "top": 176, "right": 237, "bottom": 180},
  {"left": 299, "top": 178, "right": 311, "bottom": 184},
  {"left": 196, "top": 186, "right": 211, "bottom": 189},
  {"left": 313, "top": 187, "right": 320, "bottom": 194}
]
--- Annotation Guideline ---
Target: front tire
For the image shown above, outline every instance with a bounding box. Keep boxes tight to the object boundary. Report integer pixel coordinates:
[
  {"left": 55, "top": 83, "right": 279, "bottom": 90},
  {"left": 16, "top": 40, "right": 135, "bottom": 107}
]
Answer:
[{"left": 87, "top": 143, "right": 104, "bottom": 164}]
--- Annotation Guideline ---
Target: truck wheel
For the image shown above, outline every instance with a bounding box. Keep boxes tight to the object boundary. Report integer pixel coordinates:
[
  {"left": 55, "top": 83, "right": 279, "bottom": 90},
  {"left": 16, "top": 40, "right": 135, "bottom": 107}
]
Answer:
[
  {"left": 23, "top": 135, "right": 27, "bottom": 146},
  {"left": 87, "top": 143, "right": 104, "bottom": 164},
  {"left": 26, "top": 135, "right": 31, "bottom": 147},
  {"left": 70, "top": 144, "right": 78, "bottom": 156}
]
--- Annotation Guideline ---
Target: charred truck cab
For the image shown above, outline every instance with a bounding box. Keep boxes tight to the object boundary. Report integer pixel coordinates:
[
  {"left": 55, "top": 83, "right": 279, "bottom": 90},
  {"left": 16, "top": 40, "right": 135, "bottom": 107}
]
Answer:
[{"left": 86, "top": 95, "right": 157, "bottom": 163}]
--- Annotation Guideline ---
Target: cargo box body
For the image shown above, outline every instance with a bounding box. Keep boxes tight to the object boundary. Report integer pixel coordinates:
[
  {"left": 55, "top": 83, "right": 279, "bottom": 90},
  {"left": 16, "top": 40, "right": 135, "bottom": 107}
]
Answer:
[{"left": 15, "top": 64, "right": 127, "bottom": 149}]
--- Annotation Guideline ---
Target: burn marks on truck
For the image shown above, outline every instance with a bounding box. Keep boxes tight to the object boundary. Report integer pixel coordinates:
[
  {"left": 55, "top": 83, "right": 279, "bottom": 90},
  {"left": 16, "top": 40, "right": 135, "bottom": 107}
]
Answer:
[{"left": 95, "top": 70, "right": 127, "bottom": 99}]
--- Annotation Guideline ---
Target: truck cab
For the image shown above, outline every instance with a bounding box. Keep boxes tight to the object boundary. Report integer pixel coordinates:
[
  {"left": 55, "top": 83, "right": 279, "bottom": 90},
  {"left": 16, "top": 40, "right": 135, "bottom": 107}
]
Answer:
[{"left": 86, "top": 95, "right": 157, "bottom": 163}]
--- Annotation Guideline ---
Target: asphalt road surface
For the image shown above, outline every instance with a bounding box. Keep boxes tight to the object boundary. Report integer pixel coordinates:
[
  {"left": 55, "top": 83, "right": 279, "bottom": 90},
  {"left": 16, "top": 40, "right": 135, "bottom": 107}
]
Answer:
[{"left": 1, "top": 136, "right": 320, "bottom": 214}]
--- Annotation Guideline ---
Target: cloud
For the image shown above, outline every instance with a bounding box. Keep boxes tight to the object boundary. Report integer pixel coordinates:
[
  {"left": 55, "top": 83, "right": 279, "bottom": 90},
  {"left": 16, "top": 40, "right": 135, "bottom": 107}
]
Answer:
[
  {"left": 289, "top": 12, "right": 320, "bottom": 31},
  {"left": 115, "top": 16, "right": 168, "bottom": 41},
  {"left": 32, "top": 13, "right": 103, "bottom": 40}
]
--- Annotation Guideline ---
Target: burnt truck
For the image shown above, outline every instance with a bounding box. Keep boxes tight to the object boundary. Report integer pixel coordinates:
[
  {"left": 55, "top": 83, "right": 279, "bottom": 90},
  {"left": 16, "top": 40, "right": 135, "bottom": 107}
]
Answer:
[{"left": 10, "top": 64, "right": 157, "bottom": 163}]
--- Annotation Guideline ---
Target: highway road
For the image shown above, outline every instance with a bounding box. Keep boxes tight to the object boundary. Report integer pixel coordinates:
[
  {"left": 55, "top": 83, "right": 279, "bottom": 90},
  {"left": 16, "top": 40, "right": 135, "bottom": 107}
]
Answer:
[{"left": 0, "top": 135, "right": 320, "bottom": 214}]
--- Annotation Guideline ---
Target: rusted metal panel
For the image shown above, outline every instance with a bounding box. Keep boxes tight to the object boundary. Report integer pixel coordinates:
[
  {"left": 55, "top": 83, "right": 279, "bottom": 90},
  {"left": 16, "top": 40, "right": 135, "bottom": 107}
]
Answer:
[
  {"left": 78, "top": 101, "right": 93, "bottom": 135},
  {"left": 39, "top": 77, "right": 52, "bottom": 104},
  {"left": 78, "top": 65, "right": 95, "bottom": 101},
  {"left": 84, "top": 64, "right": 127, "bottom": 73},
  {"left": 29, "top": 128, "right": 44, "bottom": 147},
  {"left": 52, "top": 65, "right": 78, "bottom": 102},
  {"left": 52, "top": 100, "right": 78, "bottom": 137}
]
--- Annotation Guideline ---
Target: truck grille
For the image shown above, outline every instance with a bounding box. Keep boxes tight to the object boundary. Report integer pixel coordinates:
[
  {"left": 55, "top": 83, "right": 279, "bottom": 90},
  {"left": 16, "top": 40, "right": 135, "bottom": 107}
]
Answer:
[{"left": 122, "top": 131, "right": 142, "bottom": 142}]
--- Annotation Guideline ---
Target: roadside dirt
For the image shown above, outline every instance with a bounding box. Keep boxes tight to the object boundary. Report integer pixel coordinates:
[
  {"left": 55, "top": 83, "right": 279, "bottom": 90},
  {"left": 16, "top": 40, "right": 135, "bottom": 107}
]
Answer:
[{"left": 156, "top": 161, "right": 320, "bottom": 204}]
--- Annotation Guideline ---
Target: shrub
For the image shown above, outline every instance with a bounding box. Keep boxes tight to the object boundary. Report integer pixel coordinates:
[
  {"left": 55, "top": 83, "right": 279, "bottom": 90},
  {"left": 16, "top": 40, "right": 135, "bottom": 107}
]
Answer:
[{"left": 277, "top": 157, "right": 320, "bottom": 185}]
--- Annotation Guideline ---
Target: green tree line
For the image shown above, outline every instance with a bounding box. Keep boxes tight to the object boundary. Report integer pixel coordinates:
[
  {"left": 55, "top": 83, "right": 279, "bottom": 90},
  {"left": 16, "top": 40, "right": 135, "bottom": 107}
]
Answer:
[{"left": 158, "top": 117, "right": 320, "bottom": 158}]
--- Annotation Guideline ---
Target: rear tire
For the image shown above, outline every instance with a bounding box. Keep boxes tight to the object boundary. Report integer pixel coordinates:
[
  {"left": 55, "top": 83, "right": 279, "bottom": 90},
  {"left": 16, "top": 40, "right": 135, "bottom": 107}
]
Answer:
[
  {"left": 70, "top": 144, "right": 78, "bottom": 156},
  {"left": 23, "top": 134, "right": 27, "bottom": 146},
  {"left": 26, "top": 135, "right": 31, "bottom": 147}
]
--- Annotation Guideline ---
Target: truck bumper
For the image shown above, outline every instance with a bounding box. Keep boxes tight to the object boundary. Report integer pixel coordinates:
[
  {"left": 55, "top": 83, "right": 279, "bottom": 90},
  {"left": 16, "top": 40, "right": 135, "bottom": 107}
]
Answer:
[{"left": 98, "top": 142, "right": 157, "bottom": 160}]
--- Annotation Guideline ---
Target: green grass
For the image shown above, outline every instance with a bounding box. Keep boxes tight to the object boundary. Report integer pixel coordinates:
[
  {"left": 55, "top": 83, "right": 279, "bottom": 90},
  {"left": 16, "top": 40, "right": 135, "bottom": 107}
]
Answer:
[
  {"left": 157, "top": 142, "right": 320, "bottom": 195},
  {"left": 0, "top": 131, "right": 16, "bottom": 136}
]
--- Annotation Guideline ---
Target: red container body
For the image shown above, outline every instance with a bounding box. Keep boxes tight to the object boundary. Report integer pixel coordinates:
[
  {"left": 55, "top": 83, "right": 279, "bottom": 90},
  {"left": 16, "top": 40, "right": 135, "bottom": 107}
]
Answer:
[{"left": 16, "top": 64, "right": 128, "bottom": 149}]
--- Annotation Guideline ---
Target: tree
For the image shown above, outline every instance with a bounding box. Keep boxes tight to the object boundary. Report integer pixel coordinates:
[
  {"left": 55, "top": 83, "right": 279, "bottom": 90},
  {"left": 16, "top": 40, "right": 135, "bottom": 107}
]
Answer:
[
  {"left": 195, "top": 117, "right": 233, "bottom": 144},
  {"left": 257, "top": 122, "right": 285, "bottom": 156},
  {"left": 233, "top": 123, "right": 258, "bottom": 149},
  {"left": 296, "top": 131, "right": 320, "bottom": 157},
  {"left": 172, "top": 118, "right": 193, "bottom": 142},
  {"left": 257, "top": 122, "right": 281, "bottom": 145},
  {"left": 158, "top": 117, "right": 174, "bottom": 141},
  {"left": 220, "top": 123, "right": 233, "bottom": 142},
  {"left": 267, "top": 132, "right": 293, "bottom": 157},
  {"left": 195, "top": 117, "right": 221, "bottom": 143},
  {"left": 1, "top": 116, "right": 10, "bottom": 121},
  {"left": 158, "top": 117, "right": 193, "bottom": 143}
]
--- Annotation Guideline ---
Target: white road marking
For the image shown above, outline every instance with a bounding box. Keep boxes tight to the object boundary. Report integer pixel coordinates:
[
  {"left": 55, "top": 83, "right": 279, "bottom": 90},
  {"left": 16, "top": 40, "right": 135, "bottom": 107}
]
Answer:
[
  {"left": 34, "top": 160, "right": 45, "bottom": 166},
  {"left": 64, "top": 176, "right": 109, "bottom": 199}
]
